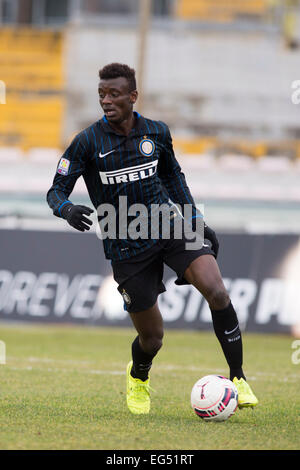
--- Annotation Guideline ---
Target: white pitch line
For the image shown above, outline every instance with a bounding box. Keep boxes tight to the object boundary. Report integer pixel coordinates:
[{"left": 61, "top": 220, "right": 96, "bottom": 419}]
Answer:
[
  {"left": 6, "top": 358, "right": 300, "bottom": 378},
  {"left": 4, "top": 364, "right": 300, "bottom": 382},
  {"left": 7, "top": 365, "right": 124, "bottom": 375},
  {"left": 7, "top": 356, "right": 94, "bottom": 365}
]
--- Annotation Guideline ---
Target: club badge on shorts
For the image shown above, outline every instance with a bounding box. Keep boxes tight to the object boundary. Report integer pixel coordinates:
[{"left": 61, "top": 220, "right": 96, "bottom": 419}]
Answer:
[
  {"left": 139, "top": 137, "right": 155, "bottom": 157},
  {"left": 57, "top": 158, "right": 70, "bottom": 176},
  {"left": 121, "top": 289, "right": 131, "bottom": 306}
]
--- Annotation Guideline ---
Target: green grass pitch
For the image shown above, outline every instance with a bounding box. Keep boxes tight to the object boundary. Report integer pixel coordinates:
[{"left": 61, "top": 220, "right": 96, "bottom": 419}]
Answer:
[{"left": 0, "top": 323, "right": 299, "bottom": 450}]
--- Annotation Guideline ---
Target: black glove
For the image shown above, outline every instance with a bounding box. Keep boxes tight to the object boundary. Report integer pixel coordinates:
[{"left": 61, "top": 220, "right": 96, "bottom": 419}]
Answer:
[
  {"left": 61, "top": 204, "right": 94, "bottom": 232},
  {"left": 204, "top": 223, "right": 219, "bottom": 258}
]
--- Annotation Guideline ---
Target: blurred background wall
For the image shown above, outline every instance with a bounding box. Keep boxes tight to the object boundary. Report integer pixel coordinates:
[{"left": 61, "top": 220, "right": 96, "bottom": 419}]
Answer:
[
  {"left": 1, "top": 0, "right": 300, "bottom": 153},
  {"left": 1, "top": 0, "right": 300, "bottom": 333}
]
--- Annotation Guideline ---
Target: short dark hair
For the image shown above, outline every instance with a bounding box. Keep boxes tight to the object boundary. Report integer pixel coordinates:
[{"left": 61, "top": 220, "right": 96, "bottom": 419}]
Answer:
[{"left": 99, "top": 63, "right": 137, "bottom": 92}]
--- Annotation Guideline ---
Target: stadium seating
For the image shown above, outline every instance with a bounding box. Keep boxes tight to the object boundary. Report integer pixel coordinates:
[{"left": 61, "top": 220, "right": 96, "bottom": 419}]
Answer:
[
  {"left": 176, "top": 0, "right": 269, "bottom": 22},
  {"left": 26, "top": 147, "right": 62, "bottom": 163},
  {"left": 257, "top": 155, "right": 293, "bottom": 171},
  {"left": 173, "top": 137, "right": 300, "bottom": 161},
  {"left": 0, "top": 28, "right": 64, "bottom": 150},
  {"left": 217, "top": 154, "right": 256, "bottom": 170},
  {"left": 0, "top": 147, "right": 24, "bottom": 162}
]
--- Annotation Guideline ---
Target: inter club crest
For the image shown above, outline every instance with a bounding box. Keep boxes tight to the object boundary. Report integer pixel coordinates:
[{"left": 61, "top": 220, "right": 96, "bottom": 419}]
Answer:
[
  {"left": 121, "top": 289, "right": 131, "bottom": 306},
  {"left": 139, "top": 137, "right": 155, "bottom": 157}
]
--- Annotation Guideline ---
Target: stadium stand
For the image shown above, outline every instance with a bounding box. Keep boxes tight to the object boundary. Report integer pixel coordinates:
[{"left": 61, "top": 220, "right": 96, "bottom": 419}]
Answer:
[
  {"left": 173, "top": 138, "right": 300, "bottom": 161},
  {"left": 176, "top": 0, "right": 270, "bottom": 22},
  {"left": 0, "top": 28, "right": 64, "bottom": 150}
]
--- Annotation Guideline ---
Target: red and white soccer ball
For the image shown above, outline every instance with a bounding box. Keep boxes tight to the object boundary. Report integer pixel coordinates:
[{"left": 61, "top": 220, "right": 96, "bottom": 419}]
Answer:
[{"left": 191, "top": 375, "right": 238, "bottom": 422}]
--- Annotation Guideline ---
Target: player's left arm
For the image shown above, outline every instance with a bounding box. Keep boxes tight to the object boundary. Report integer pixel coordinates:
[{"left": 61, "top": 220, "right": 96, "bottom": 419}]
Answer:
[{"left": 157, "top": 123, "right": 219, "bottom": 257}]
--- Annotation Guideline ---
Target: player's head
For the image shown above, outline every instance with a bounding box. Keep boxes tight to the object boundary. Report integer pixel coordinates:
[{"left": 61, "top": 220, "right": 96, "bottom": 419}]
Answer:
[{"left": 98, "top": 63, "right": 138, "bottom": 124}]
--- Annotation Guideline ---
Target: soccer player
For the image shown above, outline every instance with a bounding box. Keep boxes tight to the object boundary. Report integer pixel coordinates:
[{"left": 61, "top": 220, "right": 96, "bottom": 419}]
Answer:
[{"left": 47, "top": 63, "right": 258, "bottom": 414}]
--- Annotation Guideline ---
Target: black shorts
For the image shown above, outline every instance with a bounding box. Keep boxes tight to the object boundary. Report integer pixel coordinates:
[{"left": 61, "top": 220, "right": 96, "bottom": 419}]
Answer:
[{"left": 111, "top": 236, "right": 214, "bottom": 313}]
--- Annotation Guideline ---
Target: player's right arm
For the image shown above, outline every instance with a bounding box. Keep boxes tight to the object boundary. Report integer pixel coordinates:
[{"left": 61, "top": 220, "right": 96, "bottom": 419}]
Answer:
[
  {"left": 157, "top": 122, "right": 219, "bottom": 257},
  {"left": 46, "top": 133, "right": 94, "bottom": 232}
]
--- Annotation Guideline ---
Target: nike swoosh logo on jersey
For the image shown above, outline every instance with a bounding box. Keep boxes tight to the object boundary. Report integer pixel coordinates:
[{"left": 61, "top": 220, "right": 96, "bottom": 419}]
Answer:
[
  {"left": 224, "top": 324, "right": 239, "bottom": 335},
  {"left": 99, "top": 149, "right": 115, "bottom": 159}
]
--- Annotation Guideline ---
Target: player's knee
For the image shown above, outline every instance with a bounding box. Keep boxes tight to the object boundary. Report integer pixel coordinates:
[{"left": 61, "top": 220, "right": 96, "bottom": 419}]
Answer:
[
  {"left": 141, "top": 333, "right": 163, "bottom": 356},
  {"left": 207, "top": 287, "right": 230, "bottom": 310}
]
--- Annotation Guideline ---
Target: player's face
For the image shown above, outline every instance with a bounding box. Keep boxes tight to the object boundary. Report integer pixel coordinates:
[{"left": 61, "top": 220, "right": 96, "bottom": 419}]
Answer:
[{"left": 98, "top": 77, "right": 138, "bottom": 124}]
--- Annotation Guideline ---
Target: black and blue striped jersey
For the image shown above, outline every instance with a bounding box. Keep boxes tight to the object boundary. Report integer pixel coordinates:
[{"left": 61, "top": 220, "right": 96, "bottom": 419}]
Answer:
[{"left": 47, "top": 112, "right": 200, "bottom": 261}]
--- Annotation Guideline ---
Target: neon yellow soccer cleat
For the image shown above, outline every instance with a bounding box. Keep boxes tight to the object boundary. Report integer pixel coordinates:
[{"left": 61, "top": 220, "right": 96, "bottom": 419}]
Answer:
[
  {"left": 126, "top": 361, "right": 151, "bottom": 414},
  {"left": 233, "top": 377, "right": 259, "bottom": 408}
]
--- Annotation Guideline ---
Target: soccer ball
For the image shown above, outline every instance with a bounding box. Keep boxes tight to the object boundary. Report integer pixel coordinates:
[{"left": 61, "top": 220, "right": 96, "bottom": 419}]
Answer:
[{"left": 191, "top": 375, "right": 238, "bottom": 422}]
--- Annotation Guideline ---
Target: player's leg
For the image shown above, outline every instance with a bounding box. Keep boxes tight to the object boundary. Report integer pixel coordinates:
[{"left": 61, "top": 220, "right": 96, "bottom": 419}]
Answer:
[
  {"left": 126, "top": 302, "right": 163, "bottom": 414},
  {"left": 112, "top": 246, "right": 166, "bottom": 414},
  {"left": 163, "top": 239, "right": 244, "bottom": 380},
  {"left": 112, "top": 244, "right": 165, "bottom": 381},
  {"left": 184, "top": 254, "right": 258, "bottom": 407},
  {"left": 129, "top": 301, "right": 164, "bottom": 381},
  {"left": 184, "top": 254, "right": 244, "bottom": 379}
]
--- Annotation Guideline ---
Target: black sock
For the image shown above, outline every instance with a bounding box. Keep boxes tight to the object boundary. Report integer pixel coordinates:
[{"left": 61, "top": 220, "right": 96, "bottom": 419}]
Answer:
[
  {"left": 131, "top": 336, "right": 155, "bottom": 381},
  {"left": 210, "top": 301, "right": 246, "bottom": 382}
]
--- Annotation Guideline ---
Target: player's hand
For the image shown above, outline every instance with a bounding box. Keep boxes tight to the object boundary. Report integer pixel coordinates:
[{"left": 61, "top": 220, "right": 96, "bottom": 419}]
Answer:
[
  {"left": 62, "top": 204, "right": 94, "bottom": 232},
  {"left": 204, "top": 223, "right": 219, "bottom": 258}
]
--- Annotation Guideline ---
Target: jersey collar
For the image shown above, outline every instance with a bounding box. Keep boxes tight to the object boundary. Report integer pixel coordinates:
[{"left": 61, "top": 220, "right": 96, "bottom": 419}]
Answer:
[{"left": 100, "top": 111, "right": 148, "bottom": 136}]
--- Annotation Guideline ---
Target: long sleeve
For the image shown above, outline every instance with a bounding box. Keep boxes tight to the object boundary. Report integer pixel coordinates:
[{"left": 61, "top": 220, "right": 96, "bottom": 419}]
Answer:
[
  {"left": 157, "top": 124, "right": 203, "bottom": 226},
  {"left": 47, "top": 134, "right": 87, "bottom": 218}
]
